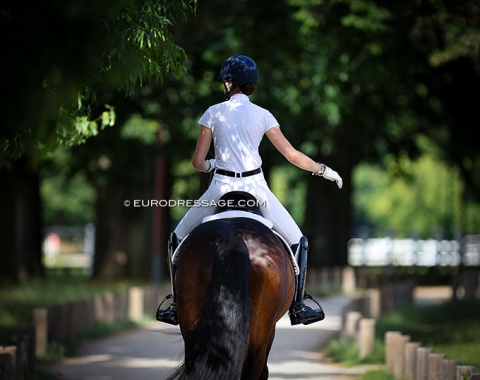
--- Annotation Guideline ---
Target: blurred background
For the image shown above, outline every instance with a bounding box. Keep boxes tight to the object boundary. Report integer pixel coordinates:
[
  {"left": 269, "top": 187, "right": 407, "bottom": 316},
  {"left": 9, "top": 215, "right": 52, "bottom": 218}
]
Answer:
[{"left": 1, "top": 0, "right": 479, "bottom": 290}]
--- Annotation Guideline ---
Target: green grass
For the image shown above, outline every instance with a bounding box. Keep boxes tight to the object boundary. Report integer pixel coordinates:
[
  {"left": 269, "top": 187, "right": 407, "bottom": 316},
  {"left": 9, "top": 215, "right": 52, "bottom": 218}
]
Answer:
[{"left": 324, "top": 297, "right": 480, "bottom": 379}]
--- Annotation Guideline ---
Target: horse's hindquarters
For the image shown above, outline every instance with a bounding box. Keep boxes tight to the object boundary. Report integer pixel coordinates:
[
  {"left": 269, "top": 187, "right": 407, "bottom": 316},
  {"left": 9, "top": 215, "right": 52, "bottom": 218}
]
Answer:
[{"left": 172, "top": 218, "right": 295, "bottom": 380}]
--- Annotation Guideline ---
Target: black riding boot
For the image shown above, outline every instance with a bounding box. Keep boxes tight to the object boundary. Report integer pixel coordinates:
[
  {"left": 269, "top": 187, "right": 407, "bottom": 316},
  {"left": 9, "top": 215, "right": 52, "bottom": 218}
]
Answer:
[
  {"left": 156, "top": 233, "right": 179, "bottom": 326},
  {"left": 289, "top": 236, "right": 325, "bottom": 325}
]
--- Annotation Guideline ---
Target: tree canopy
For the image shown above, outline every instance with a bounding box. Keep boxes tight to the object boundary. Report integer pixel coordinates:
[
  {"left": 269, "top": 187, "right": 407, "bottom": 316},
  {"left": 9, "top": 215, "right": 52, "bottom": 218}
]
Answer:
[
  {"left": 1, "top": 0, "right": 479, "bottom": 282},
  {"left": 0, "top": 0, "right": 196, "bottom": 165}
]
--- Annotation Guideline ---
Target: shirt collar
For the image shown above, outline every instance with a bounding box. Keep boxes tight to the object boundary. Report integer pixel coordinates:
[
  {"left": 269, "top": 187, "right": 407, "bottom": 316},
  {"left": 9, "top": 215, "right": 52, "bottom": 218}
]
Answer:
[{"left": 229, "top": 93, "right": 250, "bottom": 102}]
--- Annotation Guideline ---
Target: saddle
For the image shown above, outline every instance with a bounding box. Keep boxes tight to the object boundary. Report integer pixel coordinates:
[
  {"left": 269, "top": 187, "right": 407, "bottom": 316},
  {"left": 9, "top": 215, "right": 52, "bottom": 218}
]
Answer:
[
  {"left": 202, "top": 191, "right": 273, "bottom": 229},
  {"left": 201, "top": 191, "right": 300, "bottom": 274}
]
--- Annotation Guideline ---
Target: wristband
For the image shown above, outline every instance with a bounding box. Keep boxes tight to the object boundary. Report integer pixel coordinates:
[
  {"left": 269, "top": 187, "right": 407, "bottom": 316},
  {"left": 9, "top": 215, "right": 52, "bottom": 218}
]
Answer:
[{"left": 312, "top": 163, "right": 326, "bottom": 176}]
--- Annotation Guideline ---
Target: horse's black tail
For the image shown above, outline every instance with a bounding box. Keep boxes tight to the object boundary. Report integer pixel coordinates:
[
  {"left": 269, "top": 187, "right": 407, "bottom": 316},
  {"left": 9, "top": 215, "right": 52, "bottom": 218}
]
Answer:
[{"left": 168, "top": 235, "right": 251, "bottom": 380}]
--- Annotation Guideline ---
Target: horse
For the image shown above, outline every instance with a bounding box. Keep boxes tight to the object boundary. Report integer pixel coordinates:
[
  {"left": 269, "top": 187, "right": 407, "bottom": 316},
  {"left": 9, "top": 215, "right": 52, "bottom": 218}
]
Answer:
[{"left": 166, "top": 197, "right": 296, "bottom": 380}]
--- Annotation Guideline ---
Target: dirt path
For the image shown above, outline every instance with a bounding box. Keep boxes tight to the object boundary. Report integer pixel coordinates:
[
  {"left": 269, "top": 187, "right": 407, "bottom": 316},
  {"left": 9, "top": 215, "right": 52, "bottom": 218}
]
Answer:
[
  {"left": 48, "top": 286, "right": 453, "bottom": 380},
  {"left": 49, "top": 295, "right": 376, "bottom": 380}
]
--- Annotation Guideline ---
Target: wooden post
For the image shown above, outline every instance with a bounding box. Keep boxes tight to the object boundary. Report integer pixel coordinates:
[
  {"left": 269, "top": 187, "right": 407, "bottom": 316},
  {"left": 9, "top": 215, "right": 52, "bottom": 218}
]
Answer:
[
  {"left": 385, "top": 331, "right": 401, "bottom": 373},
  {"left": 404, "top": 342, "right": 420, "bottom": 380},
  {"left": 0, "top": 352, "right": 12, "bottom": 380},
  {"left": 428, "top": 353, "right": 445, "bottom": 380},
  {"left": 129, "top": 287, "right": 144, "bottom": 321},
  {"left": 343, "top": 311, "right": 361, "bottom": 340},
  {"left": 342, "top": 266, "right": 356, "bottom": 293},
  {"left": 457, "top": 366, "right": 477, "bottom": 380},
  {"left": 1, "top": 347, "right": 17, "bottom": 380},
  {"left": 33, "top": 308, "right": 48, "bottom": 357},
  {"left": 358, "top": 318, "right": 375, "bottom": 358},
  {"left": 393, "top": 334, "right": 410, "bottom": 379},
  {"left": 444, "top": 359, "right": 460, "bottom": 380},
  {"left": 9, "top": 335, "right": 26, "bottom": 380},
  {"left": 20, "top": 326, "right": 36, "bottom": 373},
  {"left": 333, "top": 266, "right": 342, "bottom": 288},
  {"left": 364, "top": 289, "right": 381, "bottom": 319},
  {"left": 416, "top": 347, "right": 433, "bottom": 380}
]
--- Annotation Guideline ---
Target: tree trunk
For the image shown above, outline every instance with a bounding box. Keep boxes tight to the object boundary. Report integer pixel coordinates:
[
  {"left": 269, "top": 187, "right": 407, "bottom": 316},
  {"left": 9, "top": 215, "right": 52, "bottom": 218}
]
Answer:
[
  {"left": 0, "top": 159, "right": 44, "bottom": 284},
  {"left": 91, "top": 172, "right": 154, "bottom": 281},
  {"left": 302, "top": 124, "right": 354, "bottom": 267}
]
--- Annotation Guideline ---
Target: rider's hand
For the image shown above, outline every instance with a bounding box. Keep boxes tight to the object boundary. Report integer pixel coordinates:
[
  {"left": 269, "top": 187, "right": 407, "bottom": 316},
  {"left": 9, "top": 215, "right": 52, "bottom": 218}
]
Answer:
[
  {"left": 206, "top": 158, "right": 216, "bottom": 173},
  {"left": 314, "top": 163, "right": 343, "bottom": 189},
  {"left": 322, "top": 166, "right": 343, "bottom": 189}
]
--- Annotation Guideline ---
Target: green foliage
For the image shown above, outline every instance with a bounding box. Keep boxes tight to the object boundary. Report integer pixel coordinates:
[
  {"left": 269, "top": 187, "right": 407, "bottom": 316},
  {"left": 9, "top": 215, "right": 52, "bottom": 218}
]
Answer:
[
  {"left": 324, "top": 337, "right": 384, "bottom": 366},
  {"left": 1, "top": 0, "right": 196, "bottom": 164},
  {"left": 41, "top": 172, "right": 95, "bottom": 225},
  {"left": 353, "top": 151, "right": 480, "bottom": 238},
  {"left": 362, "top": 369, "right": 395, "bottom": 380}
]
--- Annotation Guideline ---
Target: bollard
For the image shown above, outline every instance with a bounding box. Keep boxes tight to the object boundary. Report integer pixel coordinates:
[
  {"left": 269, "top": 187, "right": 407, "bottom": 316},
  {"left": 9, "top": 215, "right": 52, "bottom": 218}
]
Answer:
[
  {"left": 0, "top": 352, "right": 12, "bottom": 380},
  {"left": 129, "top": 287, "right": 144, "bottom": 321},
  {"left": 457, "top": 366, "right": 477, "bottom": 380},
  {"left": 444, "top": 359, "right": 460, "bottom": 380},
  {"left": 428, "top": 353, "right": 446, "bottom": 380},
  {"left": 358, "top": 318, "right": 375, "bottom": 358},
  {"left": 343, "top": 311, "right": 362, "bottom": 340},
  {"left": 364, "top": 289, "right": 381, "bottom": 319},
  {"left": 1, "top": 346, "right": 17, "bottom": 380},
  {"left": 416, "top": 346, "right": 433, "bottom": 380},
  {"left": 33, "top": 308, "right": 48, "bottom": 357},
  {"left": 342, "top": 266, "right": 356, "bottom": 293},
  {"left": 393, "top": 334, "right": 410, "bottom": 379},
  {"left": 404, "top": 342, "right": 420, "bottom": 380},
  {"left": 385, "top": 331, "right": 401, "bottom": 373}
]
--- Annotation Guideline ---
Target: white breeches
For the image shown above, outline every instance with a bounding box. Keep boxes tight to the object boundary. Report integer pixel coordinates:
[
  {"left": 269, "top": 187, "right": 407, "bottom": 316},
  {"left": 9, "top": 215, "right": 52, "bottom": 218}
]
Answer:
[{"left": 174, "top": 171, "right": 303, "bottom": 246}]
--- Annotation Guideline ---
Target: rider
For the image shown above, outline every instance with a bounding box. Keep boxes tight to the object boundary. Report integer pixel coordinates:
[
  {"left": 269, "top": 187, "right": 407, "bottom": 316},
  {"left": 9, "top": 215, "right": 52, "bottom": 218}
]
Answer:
[{"left": 156, "top": 55, "right": 343, "bottom": 326}]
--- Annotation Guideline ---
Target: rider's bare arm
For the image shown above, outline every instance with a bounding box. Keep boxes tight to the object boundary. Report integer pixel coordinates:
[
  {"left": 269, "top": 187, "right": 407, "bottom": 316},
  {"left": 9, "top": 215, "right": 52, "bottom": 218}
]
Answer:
[
  {"left": 266, "top": 126, "right": 322, "bottom": 174},
  {"left": 192, "top": 125, "right": 213, "bottom": 172}
]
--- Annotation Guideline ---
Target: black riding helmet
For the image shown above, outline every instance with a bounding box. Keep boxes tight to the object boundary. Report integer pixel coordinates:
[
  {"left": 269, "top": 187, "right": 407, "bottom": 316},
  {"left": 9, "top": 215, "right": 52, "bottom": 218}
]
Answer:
[{"left": 220, "top": 55, "right": 259, "bottom": 99}]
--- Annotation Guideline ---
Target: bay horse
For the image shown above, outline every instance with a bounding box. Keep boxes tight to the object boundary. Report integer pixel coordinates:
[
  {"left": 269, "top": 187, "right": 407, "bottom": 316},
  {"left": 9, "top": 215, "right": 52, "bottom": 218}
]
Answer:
[{"left": 166, "top": 208, "right": 296, "bottom": 380}]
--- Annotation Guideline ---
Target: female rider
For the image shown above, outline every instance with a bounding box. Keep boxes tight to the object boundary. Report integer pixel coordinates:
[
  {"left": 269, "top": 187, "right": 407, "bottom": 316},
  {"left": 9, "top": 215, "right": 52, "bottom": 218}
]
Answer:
[{"left": 156, "top": 55, "right": 343, "bottom": 326}]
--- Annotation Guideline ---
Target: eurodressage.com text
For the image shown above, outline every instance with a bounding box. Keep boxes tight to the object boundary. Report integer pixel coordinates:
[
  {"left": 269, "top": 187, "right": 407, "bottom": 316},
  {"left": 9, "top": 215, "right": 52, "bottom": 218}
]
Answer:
[{"left": 124, "top": 199, "right": 267, "bottom": 208}]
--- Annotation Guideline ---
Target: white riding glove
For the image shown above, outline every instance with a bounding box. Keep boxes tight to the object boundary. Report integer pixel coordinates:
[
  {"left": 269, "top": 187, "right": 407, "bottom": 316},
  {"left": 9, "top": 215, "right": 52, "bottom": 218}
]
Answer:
[
  {"left": 205, "top": 158, "right": 216, "bottom": 173},
  {"left": 314, "top": 163, "right": 343, "bottom": 189}
]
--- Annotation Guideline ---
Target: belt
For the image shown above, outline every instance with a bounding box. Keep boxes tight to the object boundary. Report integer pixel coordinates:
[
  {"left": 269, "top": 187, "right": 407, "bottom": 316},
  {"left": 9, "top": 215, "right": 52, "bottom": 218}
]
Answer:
[{"left": 214, "top": 167, "right": 262, "bottom": 178}]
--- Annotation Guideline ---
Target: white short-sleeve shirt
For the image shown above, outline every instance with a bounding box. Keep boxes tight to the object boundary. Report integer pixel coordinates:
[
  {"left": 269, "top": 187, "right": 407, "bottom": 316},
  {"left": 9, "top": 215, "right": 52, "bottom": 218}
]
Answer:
[{"left": 198, "top": 94, "right": 279, "bottom": 172}]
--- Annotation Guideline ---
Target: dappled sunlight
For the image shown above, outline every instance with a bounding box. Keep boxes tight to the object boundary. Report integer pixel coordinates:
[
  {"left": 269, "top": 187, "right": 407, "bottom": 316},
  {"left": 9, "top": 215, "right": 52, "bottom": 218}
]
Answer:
[{"left": 206, "top": 94, "right": 277, "bottom": 172}]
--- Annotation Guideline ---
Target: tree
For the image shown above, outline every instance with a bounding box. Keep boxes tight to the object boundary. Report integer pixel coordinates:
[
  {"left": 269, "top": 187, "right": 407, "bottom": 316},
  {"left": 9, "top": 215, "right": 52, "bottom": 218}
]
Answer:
[
  {"left": 0, "top": 0, "right": 196, "bottom": 285},
  {"left": 279, "top": 0, "right": 480, "bottom": 264},
  {"left": 0, "top": 0, "right": 195, "bottom": 163}
]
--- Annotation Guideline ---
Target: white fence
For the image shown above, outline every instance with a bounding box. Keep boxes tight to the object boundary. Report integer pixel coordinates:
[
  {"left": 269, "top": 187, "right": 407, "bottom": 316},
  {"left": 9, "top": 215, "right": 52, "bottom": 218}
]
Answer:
[{"left": 348, "top": 234, "right": 480, "bottom": 267}]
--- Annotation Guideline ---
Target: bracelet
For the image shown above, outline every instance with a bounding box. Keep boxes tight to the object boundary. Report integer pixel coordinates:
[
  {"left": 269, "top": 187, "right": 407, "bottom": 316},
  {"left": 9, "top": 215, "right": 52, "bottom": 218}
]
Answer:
[{"left": 312, "top": 163, "right": 326, "bottom": 176}]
